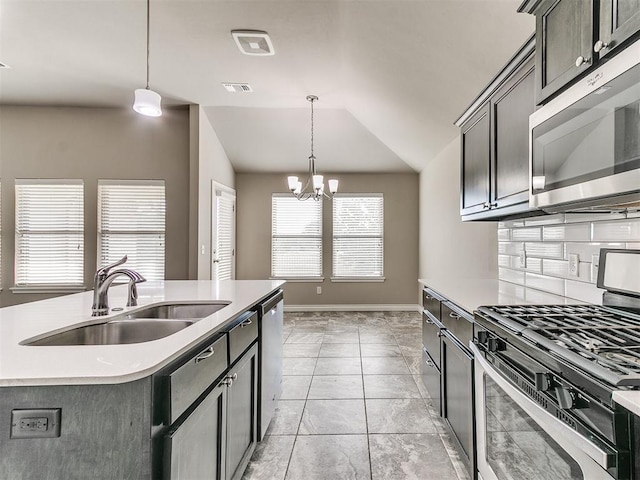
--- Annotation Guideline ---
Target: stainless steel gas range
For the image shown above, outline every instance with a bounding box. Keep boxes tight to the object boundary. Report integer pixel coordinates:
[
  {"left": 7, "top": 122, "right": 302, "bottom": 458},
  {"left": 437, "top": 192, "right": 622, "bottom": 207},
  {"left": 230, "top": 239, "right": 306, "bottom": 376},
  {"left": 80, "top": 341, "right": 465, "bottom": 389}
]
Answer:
[{"left": 473, "top": 249, "right": 640, "bottom": 480}]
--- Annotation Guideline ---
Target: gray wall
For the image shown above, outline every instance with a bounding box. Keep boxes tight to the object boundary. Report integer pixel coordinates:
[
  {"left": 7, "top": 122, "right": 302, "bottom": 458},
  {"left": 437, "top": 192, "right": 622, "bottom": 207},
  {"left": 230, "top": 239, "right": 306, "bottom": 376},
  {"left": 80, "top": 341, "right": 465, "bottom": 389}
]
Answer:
[
  {"left": 0, "top": 106, "right": 191, "bottom": 306},
  {"left": 189, "top": 106, "right": 236, "bottom": 280},
  {"left": 235, "top": 172, "right": 419, "bottom": 307},
  {"left": 419, "top": 137, "right": 498, "bottom": 287}
]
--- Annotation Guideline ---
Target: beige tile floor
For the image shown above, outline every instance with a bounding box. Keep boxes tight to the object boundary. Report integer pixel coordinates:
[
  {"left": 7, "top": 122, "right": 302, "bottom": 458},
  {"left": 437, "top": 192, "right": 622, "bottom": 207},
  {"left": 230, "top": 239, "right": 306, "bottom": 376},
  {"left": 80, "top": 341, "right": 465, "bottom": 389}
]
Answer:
[{"left": 242, "top": 311, "right": 471, "bottom": 480}]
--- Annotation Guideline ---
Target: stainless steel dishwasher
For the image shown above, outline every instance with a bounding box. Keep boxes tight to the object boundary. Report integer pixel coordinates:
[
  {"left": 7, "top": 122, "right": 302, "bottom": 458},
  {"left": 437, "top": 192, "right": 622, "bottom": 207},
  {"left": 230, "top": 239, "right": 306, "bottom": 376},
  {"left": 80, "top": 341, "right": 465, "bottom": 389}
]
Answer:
[{"left": 257, "top": 290, "right": 284, "bottom": 440}]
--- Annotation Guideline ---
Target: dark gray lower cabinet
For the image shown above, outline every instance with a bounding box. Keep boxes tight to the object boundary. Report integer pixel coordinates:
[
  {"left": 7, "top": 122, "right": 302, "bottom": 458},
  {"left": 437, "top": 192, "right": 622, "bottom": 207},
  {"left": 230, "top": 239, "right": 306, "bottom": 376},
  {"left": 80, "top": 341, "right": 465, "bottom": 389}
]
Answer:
[
  {"left": 165, "top": 382, "right": 227, "bottom": 480},
  {"left": 225, "top": 344, "right": 258, "bottom": 480},
  {"left": 421, "top": 347, "right": 441, "bottom": 415},
  {"left": 441, "top": 331, "right": 474, "bottom": 477}
]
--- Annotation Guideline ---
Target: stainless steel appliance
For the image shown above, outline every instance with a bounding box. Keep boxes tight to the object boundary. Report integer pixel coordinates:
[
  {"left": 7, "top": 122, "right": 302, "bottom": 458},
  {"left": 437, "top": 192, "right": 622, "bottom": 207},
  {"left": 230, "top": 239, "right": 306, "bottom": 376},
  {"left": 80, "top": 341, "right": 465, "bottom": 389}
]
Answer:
[
  {"left": 473, "top": 249, "right": 640, "bottom": 480},
  {"left": 529, "top": 39, "right": 640, "bottom": 212},
  {"left": 257, "top": 290, "right": 283, "bottom": 440}
]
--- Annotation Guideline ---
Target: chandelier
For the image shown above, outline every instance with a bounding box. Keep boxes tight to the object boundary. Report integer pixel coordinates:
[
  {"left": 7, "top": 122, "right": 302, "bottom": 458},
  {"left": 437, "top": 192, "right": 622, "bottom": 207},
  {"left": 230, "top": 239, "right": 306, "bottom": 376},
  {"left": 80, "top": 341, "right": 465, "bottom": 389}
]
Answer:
[{"left": 287, "top": 95, "right": 338, "bottom": 201}]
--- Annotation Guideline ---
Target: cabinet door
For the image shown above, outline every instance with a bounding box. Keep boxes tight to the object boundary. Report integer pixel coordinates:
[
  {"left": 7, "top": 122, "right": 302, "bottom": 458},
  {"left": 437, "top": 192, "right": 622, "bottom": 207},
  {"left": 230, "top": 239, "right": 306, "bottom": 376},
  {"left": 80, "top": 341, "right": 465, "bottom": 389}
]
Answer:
[
  {"left": 460, "top": 103, "right": 490, "bottom": 216},
  {"left": 420, "top": 347, "right": 441, "bottom": 416},
  {"left": 164, "top": 382, "right": 227, "bottom": 480},
  {"left": 491, "top": 58, "right": 536, "bottom": 210},
  {"left": 441, "top": 331, "right": 474, "bottom": 477},
  {"left": 535, "top": 0, "right": 594, "bottom": 103},
  {"left": 597, "top": 0, "right": 640, "bottom": 58},
  {"left": 226, "top": 344, "right": 258, "bottom": 480}
]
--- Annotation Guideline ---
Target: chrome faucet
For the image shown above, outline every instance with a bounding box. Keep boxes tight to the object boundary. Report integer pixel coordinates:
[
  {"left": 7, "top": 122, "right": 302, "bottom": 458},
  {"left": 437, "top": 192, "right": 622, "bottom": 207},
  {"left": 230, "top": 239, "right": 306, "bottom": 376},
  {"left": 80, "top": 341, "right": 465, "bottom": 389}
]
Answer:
[{"left": 92, "top": 255, "right": 146, "bottom": 316}]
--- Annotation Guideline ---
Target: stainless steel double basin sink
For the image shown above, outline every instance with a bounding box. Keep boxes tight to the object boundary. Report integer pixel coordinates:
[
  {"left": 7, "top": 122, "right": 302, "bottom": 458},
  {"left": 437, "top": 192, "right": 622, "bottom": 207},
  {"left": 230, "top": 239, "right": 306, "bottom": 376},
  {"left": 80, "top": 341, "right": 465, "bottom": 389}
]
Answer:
[{"left": 23, "top": 302, "right": 231, "bottom": 346}]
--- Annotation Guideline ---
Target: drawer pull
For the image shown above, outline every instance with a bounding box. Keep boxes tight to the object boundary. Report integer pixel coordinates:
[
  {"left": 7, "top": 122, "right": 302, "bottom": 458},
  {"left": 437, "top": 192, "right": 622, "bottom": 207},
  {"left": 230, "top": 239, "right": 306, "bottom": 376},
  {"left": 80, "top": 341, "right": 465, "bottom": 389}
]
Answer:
[
  {"left": 449, "top": 312, "right": 460, "bottom": 319},
  {"left": 240, "top": 319, "right": 253, "bottom": 327},
  {"left": 194, "top": 347, "right": 215, "bottom": 363}
]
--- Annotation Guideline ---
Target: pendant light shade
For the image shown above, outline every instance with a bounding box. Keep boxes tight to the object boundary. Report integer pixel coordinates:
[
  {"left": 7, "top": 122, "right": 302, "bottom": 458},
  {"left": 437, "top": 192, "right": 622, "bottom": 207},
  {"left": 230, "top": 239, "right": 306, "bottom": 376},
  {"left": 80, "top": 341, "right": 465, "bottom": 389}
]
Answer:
[
  {"left": 133, "top": 88, "right": 162, "bottom": 117},
  {"left": 133, "top": 0, "right": 162, "bottom": 117}
]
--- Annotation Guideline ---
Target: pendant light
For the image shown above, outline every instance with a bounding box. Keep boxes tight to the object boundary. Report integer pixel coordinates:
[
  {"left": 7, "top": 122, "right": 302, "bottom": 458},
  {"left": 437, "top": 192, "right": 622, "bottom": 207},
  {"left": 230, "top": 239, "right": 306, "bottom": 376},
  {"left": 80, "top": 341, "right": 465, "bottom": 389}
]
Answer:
[
  {"left": 133, "top": 0, "right": 162, "bottom": 117},
  {"left": 287, "top": 95, "right": 338, "bottom": 201}
]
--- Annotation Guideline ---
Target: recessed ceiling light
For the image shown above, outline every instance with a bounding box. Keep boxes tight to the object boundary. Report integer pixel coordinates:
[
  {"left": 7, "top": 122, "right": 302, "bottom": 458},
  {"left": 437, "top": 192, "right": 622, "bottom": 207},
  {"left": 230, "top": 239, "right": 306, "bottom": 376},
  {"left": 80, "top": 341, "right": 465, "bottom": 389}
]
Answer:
[
  {"left": 222, "top": 83, "right": 253, "bottom": 93},
  {"left": 231, "top": 30, "right": 274, "bottom": 56}
]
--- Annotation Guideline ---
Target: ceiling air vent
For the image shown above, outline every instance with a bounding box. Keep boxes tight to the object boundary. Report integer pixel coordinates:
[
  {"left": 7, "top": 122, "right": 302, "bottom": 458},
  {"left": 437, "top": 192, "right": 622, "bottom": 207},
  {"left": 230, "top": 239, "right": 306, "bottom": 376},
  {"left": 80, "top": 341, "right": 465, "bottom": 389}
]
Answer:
[
  {"left": 222, "top": 83, "right": 253, "bottom": 93},
  {"left": 231, "top": 30, "right": 274, "bottom": 56}
]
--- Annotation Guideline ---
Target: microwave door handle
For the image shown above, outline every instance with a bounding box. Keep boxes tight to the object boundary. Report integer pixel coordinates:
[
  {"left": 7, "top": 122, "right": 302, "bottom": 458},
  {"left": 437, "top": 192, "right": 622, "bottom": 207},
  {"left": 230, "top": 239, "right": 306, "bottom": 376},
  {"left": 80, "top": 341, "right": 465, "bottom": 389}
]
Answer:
[{"left": 470, "top": 343, "right": 616, "bottom": 472}]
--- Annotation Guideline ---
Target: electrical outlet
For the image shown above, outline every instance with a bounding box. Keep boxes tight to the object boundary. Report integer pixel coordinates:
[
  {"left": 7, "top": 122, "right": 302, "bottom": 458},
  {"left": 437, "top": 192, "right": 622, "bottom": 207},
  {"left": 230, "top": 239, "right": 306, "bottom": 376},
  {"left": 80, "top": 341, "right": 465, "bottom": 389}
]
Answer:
[
  {"left": 10, "top": 409, "right": 61, "bottom": 439},
  {"left": 568, "top": 253, "right": 579, "bottom": 277},
  {"left": 316, "top": 286, "right": 322, "bottom": 295},
  {"left": 519, "top": 251, "right": 526, "bottom": 268},
  {"left": 591, "top": 254, "right": 600, "bottom": 282}
]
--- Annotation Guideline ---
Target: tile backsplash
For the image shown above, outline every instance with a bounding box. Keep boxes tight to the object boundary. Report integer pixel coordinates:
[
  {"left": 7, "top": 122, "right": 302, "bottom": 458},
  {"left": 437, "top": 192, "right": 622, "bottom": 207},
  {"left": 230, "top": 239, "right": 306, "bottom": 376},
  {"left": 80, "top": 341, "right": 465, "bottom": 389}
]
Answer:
[{"left": 497, "top": 212, "right": 640, "bottom": 303}]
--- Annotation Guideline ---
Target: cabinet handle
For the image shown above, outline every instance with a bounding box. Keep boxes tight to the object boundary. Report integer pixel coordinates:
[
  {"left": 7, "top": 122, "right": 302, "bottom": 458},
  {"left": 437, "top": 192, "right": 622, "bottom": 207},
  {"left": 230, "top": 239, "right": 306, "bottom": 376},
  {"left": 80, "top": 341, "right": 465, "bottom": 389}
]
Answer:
[
  {"left": 221, "top": 373, "right": 237, "bottom": 387},
  {"left": 194, "top": 347, "right": 215, "bottom": 363},
  {"left": 575, "top": 55, "right": 591, "bottom": 67},
  {"left": 593, "top": 40, "right": 608, "bottom": 53},
  {"left": 490, "top": 202, "right": 498, "bottom": 208},
  {"left": 241, "top": 318, "right": 253, "bottom": 327},
  {"left": 449, "top": 312, "right": 460, "bottom": 320},
  {"left": 482, "top": 202, "right": 490, "bottom": 209}
]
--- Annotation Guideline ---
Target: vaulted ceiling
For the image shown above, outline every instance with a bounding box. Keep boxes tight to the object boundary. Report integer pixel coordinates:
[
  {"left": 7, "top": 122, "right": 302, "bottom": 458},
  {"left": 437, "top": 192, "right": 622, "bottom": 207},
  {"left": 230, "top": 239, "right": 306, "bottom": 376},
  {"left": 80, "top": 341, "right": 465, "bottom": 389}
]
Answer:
[{"left": 0, "top": 0, "right": 534, "bottom": 173}]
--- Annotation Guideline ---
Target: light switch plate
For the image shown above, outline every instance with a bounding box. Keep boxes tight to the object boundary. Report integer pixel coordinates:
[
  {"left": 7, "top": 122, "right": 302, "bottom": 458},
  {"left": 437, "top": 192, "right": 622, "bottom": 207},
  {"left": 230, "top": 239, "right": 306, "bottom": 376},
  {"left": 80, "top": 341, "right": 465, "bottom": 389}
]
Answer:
[
  {"left": 10, "top": 409, "right": 61, "bottom": 439},
  {"left": 568, "top": 253, "right": 579, "bottom": 277}
]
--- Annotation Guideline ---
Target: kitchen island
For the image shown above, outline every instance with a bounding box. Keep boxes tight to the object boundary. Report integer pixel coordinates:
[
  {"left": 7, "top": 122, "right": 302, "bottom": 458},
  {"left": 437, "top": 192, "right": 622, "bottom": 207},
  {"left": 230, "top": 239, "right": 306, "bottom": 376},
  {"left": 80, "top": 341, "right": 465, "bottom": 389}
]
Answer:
[{"left": 0, "top": 280, "right": 284, "bottom": 480}]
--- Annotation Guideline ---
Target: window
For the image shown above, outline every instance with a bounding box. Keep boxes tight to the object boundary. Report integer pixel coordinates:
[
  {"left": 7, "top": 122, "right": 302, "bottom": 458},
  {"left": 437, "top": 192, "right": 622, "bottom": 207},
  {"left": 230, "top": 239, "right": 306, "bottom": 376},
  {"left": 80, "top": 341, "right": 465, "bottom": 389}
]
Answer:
[
  {"left": 332, "top": 194, "right": 384, "bottom": 280},
  {"left": 14, "top": 179, "right": 84, "bottom": 287},
  {"left": 98, "top": 180, "right": 165, "bottom": 280},
  {"left": 271, "top": 194, "right": 322, "bottom": 279}
]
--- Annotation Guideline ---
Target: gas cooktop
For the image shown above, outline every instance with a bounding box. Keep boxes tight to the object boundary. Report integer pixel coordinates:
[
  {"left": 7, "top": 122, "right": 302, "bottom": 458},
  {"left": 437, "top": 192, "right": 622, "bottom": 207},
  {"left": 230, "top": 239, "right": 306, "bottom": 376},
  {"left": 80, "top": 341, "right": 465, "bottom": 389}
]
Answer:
[{"left": 477, "top": 304, "right": 640, "bottom": 387}]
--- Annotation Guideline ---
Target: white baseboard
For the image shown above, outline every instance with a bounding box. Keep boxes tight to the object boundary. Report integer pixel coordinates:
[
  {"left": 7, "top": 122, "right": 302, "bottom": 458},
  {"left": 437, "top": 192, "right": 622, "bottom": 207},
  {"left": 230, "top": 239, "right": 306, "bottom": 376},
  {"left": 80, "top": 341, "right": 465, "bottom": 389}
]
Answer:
[{"left": 284, "top": 304, "right": 421, "bottom": 312}]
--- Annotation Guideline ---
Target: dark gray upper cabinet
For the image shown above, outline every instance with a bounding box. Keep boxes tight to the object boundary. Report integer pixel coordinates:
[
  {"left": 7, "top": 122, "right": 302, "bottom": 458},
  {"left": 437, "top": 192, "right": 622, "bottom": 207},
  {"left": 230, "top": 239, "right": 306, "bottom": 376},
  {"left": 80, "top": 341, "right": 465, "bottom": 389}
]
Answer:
[
  {"left": 534, "top": 0, "right": 595, "bottom": 103},
  {"left": 597, "top": 0, "right": 640, "bottom": 58},
  {"left": 492, "top": 58, "right": 536, "bottom": 210},
  {"left": 460, "top": 103, "right": 491, "bottom": 217},
  {"left": 520, "top": 0, "right": 640, "bottom": 104},
  {"left": 456, "top": 36, "right": 537, "bottom": 221}
]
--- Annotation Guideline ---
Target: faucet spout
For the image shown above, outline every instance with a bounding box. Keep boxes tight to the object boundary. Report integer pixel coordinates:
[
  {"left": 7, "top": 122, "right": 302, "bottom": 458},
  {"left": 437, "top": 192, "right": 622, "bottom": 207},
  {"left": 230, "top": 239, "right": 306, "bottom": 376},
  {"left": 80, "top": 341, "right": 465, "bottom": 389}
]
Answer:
[{"left": 91, "top": 257, "right": 146, "bottom": 316}]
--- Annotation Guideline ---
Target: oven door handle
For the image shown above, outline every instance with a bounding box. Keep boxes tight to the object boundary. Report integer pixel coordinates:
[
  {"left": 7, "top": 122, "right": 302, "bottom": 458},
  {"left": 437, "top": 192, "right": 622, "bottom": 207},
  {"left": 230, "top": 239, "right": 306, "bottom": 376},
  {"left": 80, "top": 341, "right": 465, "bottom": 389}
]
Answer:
[{"left": 470, "top": 342, "right": 617, "bottom": 472}]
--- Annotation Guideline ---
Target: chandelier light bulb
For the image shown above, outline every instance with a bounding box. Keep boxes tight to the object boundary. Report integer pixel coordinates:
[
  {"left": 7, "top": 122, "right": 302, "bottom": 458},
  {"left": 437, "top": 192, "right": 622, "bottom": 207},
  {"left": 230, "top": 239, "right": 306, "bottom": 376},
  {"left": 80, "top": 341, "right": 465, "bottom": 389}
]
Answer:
[
  {"left": 288, "top": 176, "right": 299, "bottom": 191},
  {"left": 328, "top": 179, "right": 339, "bottom": 194},
  {"left": 313, "top": 175, "right": 323, "bottom": 191}
]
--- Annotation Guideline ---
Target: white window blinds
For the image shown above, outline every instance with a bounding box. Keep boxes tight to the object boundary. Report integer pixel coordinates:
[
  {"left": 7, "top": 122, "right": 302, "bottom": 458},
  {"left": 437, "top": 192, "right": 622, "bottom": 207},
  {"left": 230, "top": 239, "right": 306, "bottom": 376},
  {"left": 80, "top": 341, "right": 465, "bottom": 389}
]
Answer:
[
  {"left": 15, "top": 180, "right": 84, "bottom": 286},
  {"left": 98, "top": 180, "right": 166, "bottom": 281},
  {"left": 332, "top": 194, "right": 384, "bottom": 278},
  {"left": 272, "top": 194, "right": 322, "bottom": 278},
  {"left": 214, "top": 189, "right": 235, "bottom": 281}
]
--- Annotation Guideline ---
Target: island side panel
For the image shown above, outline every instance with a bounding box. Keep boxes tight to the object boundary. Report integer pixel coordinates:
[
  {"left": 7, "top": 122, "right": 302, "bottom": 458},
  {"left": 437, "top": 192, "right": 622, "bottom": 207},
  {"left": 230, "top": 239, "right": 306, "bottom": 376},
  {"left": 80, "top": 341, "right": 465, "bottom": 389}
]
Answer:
[{"left": 0, "top": 378, "right": 152, "bottom": 480}]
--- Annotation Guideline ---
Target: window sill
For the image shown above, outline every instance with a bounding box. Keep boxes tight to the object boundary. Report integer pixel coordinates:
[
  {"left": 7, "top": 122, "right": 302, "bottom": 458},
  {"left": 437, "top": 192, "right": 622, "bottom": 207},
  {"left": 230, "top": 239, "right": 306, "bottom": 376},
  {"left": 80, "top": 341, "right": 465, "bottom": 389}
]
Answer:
[
  {"left": 11, "top": 286, "right": 87, "bottom": 294},
  {"left": 270, "top": 277, "right": 324, "bottom": 283},
  {"left": 331, "top": 277, "right": 385, "bottom": 283}
]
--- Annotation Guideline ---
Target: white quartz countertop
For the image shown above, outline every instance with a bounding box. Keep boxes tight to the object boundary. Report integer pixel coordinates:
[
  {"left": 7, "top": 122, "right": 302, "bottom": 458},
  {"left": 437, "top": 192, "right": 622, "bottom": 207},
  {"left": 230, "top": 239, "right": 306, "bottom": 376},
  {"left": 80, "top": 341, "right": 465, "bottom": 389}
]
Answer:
[
  {"left": 612, "top": 391, "right": 640, "bottom": 417},
  {"left": 0, "top": 280, "right": 284, "bottom": 387},
  {"left": 419, "top": 278, "right": 585, "bottom": 314}
]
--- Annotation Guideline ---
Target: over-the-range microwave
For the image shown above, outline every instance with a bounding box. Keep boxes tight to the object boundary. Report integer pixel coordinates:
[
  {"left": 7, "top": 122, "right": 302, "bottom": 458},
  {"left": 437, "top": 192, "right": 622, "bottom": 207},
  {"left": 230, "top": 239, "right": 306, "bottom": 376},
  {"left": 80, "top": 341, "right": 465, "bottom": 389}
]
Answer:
[{"left": 529, "top": 38, "right": 640, "bottom": 213}]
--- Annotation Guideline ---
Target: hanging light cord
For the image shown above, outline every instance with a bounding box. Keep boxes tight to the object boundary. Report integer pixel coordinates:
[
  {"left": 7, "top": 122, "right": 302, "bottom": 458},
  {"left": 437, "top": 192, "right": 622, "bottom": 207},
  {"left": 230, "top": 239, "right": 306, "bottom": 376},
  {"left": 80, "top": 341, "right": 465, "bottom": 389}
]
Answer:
[
  {"left": 145, "top": 0, "right": 150, "bottom": 90},
  {"left": 310, "top": 96, "right": 314, "bottom": 159}
]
